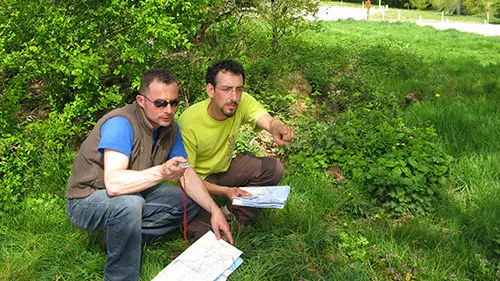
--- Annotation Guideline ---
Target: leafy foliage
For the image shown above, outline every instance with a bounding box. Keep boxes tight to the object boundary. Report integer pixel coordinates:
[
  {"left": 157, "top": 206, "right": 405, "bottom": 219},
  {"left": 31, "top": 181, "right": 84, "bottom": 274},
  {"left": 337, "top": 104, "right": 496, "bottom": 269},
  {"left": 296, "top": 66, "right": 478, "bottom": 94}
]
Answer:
[
  {"left": 285, "top": 90, "right": 452, "bottom": 217},
  {"left": 0, "top": 0, "right": 230, "bottom": 210},
  {"left": 228, "top": 23, "right": 453, "bottom": 217},
  {"left": 431, "top": 0, "right": 460, "bottom": 13},
  {"left": 410, "top": 0, "right": 432, "bottom": 10},
  {"left": 249, "top": 0, "right": 320, "bottom": 48},
  {"left": 461, "top": 0, "right": 500, "bottom": 17},
  {"left": 234, "top": 124, "right": 265, "bottom": 157},
  {"left": 428, "top": 0, "right": 500, "bottom": 16}
]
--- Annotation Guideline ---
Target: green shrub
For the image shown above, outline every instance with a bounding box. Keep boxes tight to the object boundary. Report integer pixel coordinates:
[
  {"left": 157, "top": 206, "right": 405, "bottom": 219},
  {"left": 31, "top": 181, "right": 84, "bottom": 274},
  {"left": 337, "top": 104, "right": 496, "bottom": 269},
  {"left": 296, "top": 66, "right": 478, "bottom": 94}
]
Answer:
[
  {"left": 250, "top": 0, "right": 319, "bottom": 48},
  {"left": 411, "top": 0, "right": 432, "bottom": 10},
  {"left": 285, "top": 91, "right": 452, "bottom": 217},
  {"left": 234, "top": 124, "right": 264, "bottom": 157},
  {"left": 0, "top": 134, "right": 35, "bottom": 210},
  {"left": 0, "top": 0, "right": 234, "bottom": 211}
]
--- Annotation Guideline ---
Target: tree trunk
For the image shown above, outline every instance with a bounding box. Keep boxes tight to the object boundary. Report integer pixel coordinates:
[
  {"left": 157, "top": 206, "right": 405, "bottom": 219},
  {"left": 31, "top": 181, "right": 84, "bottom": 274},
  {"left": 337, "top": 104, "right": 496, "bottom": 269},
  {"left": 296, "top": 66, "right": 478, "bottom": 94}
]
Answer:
[
  {"left": 457, "top": 0, "right": 461, "bottom": 15},
  {"left": 271, "top": 0, "right": 280, "bottom": 49}
]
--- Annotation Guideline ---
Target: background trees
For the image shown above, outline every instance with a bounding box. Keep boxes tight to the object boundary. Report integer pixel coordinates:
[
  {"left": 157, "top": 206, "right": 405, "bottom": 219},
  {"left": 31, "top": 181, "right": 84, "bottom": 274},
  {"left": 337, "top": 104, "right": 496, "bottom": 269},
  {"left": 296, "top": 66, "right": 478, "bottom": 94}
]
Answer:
[
  {"left": 0, "top": 0, "right": 233, "bottom": 209},
  {"left": 0, "top": 0, "right": 320, "bottom": 211}
]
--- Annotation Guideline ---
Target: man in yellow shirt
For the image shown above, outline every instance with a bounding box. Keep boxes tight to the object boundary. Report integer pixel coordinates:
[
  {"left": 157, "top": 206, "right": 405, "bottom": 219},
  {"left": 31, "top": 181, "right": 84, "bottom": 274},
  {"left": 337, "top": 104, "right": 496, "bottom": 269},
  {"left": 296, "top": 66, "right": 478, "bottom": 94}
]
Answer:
[{"left": 179, "top": 59, "right": 294, "bottom": 232}]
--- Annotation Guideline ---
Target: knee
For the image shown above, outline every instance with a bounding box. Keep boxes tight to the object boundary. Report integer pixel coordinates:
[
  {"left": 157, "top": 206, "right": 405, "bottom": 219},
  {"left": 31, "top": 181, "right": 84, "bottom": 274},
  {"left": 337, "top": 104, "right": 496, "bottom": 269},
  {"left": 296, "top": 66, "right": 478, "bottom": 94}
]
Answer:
[
  {"left": 262, "top": 157, "right": 284, "bottom": 186},
  {"left": 111, "top": 195, "right": 144, "bottom": 223}
]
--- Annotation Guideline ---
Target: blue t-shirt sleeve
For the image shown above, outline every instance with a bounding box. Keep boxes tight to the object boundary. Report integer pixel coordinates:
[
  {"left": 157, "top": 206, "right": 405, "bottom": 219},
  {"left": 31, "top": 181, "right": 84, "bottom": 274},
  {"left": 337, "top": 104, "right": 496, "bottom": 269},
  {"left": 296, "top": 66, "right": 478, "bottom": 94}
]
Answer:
[
  {"left": 169, "top": 123, "right": 188, "bottom": 159},
  {"left": 98, "top": 117, "right": 134, "bottom": 158}
]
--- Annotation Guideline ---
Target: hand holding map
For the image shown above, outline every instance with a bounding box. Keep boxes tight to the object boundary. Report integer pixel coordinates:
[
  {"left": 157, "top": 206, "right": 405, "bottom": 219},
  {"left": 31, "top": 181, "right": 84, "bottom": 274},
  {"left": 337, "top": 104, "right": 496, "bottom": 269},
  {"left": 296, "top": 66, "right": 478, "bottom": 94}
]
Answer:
[{"left": 232, "top": 186, "right": 291, "bottom": 209}]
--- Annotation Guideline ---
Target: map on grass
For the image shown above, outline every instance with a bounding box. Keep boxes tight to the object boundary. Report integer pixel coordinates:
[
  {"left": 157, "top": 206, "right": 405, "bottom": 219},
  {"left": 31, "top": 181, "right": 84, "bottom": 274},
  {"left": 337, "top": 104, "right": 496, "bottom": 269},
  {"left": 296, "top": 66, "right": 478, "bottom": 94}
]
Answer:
[
  {"left": 152, "top": 231, "right": 243, "bottom": 281},
  {"left": 232, "top": 185, "right": 291, "bottom": 209}
]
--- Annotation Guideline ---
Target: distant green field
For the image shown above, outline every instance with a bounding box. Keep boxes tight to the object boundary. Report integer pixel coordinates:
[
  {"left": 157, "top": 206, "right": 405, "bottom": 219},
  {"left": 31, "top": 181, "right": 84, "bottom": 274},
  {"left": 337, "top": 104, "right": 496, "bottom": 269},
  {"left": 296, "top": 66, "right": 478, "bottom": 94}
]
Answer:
[
  {"left": 320, "top": 1, "right": 491, "bottom": 23},
  {"left": 369, "top": 7, "right": 489, "bottom": 23}
]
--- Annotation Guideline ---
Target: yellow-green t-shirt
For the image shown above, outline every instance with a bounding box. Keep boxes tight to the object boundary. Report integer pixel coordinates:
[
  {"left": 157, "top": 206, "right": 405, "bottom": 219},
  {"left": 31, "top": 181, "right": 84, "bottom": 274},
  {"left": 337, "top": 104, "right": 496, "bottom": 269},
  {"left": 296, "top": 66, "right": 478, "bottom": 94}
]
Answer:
[{"left": 178, "top": 92, "right": 268, "bottom": 179}]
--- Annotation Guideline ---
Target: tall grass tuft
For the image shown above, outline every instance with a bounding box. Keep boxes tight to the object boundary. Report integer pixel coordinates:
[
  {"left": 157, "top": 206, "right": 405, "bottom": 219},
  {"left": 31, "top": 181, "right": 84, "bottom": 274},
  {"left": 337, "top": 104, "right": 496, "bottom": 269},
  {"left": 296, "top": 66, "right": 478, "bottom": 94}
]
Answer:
[{"left": 405, "top": 96, "right": 500, "bottom": 156}]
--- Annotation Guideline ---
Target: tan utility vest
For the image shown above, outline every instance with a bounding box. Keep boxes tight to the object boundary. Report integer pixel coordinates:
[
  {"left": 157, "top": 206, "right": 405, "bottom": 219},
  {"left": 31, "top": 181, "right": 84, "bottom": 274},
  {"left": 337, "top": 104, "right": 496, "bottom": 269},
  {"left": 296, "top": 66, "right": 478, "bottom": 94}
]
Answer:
[{"left": 66, "top": 102, "right": 177, "bottom": 198}]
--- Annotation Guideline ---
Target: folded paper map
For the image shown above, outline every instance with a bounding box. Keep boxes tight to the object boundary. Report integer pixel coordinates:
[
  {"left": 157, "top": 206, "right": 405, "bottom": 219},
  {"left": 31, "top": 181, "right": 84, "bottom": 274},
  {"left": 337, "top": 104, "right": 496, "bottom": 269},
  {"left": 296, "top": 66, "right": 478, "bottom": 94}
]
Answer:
[
  {"left": 152, "top": 231, "right": 243, "bottom": 281},
  {"left": 232, "top": 185, "right": 291, "bottom": 209}
]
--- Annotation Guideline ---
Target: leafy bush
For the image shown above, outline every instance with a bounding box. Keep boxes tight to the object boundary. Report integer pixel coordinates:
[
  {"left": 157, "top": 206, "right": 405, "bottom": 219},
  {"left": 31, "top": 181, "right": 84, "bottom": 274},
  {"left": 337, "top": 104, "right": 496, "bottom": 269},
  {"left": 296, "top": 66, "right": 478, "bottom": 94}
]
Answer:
[
  {"left": 285, "top": 90, "right": 452, "bottom": 217},
  {"left": 432, "top": 0, "right": 500, "bottom": 16},
  {"left": 0, "top": 0, "right": 330, "bottom": 211},
  {"left": 250, "top": 0, "right": 319, "bottom": 48},
  {"left": 0, "top": 0, "right": 233, "bottom": 211},
  {"left": 431, "top": 0, "right": 458, "bottom": 14},
  {"left": 410, "top": 0, "right": 432, "bottom": 10},
  {"left": 234, "top": 124, "right": 264, "bottom": 157}
]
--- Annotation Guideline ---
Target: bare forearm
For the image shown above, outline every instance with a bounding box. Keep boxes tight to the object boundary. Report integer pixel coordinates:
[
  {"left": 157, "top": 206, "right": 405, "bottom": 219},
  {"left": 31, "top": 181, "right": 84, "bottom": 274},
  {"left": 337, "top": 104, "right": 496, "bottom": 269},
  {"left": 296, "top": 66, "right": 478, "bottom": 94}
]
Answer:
[
  {"left": 104, "top": 150, "right": 187, "bottom": 196},
  {"left": 256, "top": 113, "right": 275, "bottom": 133},
  {"left": 182, "top": 169, "right": 234, "bottom": 244},
  {"left": 202, "top": 180, "right": 231, "bottom": 197},
  {"left": 105, "top": 165, "right": 164, "bottom": 196},
  {"left": 182, "top": 169, "right": 220, "bottom": 214}
]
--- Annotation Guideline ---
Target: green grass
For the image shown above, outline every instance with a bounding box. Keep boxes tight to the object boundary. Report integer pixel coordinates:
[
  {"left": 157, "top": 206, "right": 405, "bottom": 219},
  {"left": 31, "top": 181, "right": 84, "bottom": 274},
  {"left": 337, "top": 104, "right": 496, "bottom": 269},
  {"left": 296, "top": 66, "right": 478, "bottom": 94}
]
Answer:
[
  {"left": 2, "top": 171, "right": 498, "bottom": 280},
  {"left": 449, "top": 153, "right": 500, "bottom": 196},
  {"left": 2, "top": 17, "right": 500, "bottom": 281},
  {"left": 405, "top": 96, "right": 500, "bottom": 156},
  {"left": 309, "top": 20, "right": 499, "bottom": 103},
  {"left": 0, "top": 196, "right": 104, "bottom": 280}
]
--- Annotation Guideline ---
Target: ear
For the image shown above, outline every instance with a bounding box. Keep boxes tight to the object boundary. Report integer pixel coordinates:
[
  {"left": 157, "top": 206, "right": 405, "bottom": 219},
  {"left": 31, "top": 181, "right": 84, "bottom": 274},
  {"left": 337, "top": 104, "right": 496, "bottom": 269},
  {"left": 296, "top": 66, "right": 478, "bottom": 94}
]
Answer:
[
  {"left": 136, "top": 94, "right": 146, "bottom": 108},
  {"left": 206, "top": 83, "right": 215, "bottom": 99}
]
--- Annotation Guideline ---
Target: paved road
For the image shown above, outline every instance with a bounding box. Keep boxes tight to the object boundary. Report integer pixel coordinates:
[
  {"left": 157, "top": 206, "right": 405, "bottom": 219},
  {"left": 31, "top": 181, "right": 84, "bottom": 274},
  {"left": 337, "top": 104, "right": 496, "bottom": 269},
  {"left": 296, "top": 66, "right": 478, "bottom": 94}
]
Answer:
[
  {"left": 416, "top": 21, "right": 500, "bottom": 37},
  {"left": 310, "top": 6, "right": 500, "bottom": 37}
]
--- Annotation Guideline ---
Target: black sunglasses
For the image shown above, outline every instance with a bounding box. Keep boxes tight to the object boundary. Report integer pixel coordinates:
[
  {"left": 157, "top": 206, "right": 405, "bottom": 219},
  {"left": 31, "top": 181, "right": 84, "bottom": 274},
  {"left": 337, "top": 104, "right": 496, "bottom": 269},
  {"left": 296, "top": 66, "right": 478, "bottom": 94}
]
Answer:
[{"left": 141, "top": 95, "right": 179, "bottom": 108}]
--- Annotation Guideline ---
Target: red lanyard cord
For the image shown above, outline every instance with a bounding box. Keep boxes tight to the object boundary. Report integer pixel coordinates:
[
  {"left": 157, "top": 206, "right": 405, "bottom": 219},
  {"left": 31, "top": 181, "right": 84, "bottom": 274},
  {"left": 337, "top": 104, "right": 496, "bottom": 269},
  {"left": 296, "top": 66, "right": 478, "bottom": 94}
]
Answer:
[{"left": 180, "top": 176, "right": 188, "bottom": 247}]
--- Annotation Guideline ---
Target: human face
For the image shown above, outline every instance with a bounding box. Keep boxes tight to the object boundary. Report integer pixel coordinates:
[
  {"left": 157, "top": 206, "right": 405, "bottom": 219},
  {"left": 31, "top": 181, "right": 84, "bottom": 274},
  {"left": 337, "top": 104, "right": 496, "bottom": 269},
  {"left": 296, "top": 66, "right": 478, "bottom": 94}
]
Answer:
[
  {"left": 207, "top": 70, "right": 244, "bottom": 121},
  {"left": 137, "top": 80, "right": 179, "bottom": 129}
]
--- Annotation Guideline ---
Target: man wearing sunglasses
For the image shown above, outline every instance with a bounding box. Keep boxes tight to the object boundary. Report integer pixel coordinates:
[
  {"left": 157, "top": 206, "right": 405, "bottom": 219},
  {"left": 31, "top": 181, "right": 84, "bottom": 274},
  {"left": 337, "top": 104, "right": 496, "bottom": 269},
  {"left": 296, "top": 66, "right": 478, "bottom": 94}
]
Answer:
[
  {"left": 178, "top": 59, "right": 294, "bottom": 229},
  {"left": 66, "top": 69, "right": 233, "bottom": 281}
]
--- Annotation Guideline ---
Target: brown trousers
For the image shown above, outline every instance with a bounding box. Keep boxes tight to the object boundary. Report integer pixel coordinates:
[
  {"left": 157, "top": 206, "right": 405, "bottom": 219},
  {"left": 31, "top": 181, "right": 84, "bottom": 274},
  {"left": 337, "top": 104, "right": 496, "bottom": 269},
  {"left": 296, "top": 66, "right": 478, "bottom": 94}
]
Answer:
[
  {"left": 186, "top": 153, "right": 284, "bottom": 239},
  {"left": 205, "top": 152, "right": 284, "bottom": 224}
]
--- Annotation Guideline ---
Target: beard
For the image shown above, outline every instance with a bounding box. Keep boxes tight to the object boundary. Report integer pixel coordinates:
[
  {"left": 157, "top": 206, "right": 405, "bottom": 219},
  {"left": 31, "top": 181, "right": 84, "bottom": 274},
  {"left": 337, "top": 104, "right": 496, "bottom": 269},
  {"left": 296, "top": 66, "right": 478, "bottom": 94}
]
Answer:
[{"left": 222, "top": 102, "right": 238, "bottom": 118}]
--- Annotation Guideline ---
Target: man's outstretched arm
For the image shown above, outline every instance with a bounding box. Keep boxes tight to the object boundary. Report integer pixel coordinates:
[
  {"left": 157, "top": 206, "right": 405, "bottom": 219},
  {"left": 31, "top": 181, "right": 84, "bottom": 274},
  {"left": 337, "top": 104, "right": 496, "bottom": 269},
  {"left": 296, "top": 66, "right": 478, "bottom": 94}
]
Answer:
[
  {"left": 202, "top": 180, "right": 250, "bottom": 201},
  {"left": 256, "top": 113, "right": 294, "bottom": 146},
  {"left": 181, "top": 168, "right": 234, "bottom": 244},
  {"left": 103, "top": 149, "right": 186, "bottom": 196}
]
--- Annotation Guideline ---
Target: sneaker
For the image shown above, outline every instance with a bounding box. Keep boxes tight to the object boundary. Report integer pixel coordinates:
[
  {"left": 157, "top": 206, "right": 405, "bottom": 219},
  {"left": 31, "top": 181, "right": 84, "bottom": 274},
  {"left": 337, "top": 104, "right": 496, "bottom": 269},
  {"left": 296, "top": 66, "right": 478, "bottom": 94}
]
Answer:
[
  {"left": 186, "top": 209, "right": 211, "bottom": 241},
  {"left": 226, "top": 203, "right": 260, "bottom": 226},
  {"left": 222, "top": 205, "right": 236, "bottom": 222}
]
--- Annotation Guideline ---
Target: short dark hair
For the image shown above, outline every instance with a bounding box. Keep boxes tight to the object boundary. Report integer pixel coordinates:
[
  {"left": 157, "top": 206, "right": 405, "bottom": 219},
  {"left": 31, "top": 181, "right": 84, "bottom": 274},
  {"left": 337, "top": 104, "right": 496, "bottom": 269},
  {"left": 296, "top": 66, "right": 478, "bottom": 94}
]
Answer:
[
  {"left": 205, "top": 59, "right": 245, "bottom": 87},
  {"left": 139, "top": 69, "right": 177, "bottom": 95}
]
